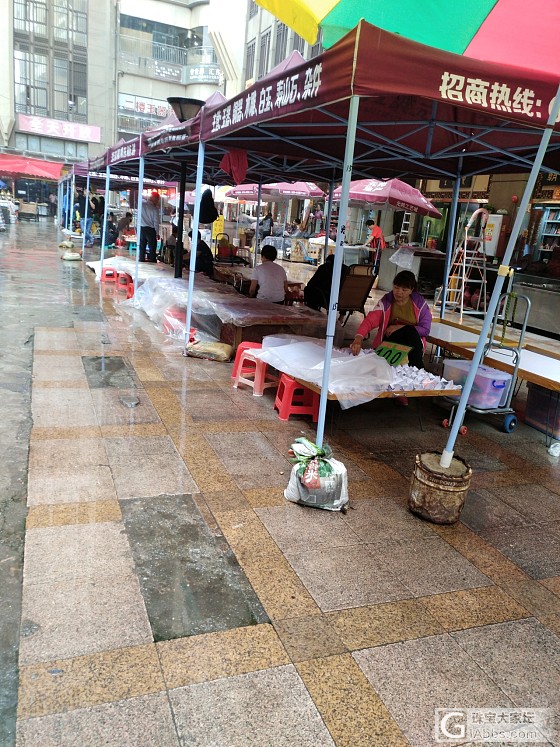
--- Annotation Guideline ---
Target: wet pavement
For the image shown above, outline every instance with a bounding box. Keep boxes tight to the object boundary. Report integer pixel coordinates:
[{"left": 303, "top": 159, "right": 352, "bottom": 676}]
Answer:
[{"left": 2, "top": 221, "right": 560, "bottom": 747}]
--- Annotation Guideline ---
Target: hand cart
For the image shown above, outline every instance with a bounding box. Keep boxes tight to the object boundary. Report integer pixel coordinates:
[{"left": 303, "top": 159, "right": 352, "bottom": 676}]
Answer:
[{"left": 442, "top": 292, "right": 531, "bottom": 434}]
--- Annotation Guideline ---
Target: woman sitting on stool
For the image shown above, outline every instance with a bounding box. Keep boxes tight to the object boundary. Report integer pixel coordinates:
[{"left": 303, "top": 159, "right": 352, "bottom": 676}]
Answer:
[{"left": 350, "top": 270, "right": 432, "bottom": 371}]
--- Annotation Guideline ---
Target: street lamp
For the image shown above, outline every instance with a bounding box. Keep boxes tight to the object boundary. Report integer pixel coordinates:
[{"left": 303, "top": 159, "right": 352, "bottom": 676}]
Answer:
[
  {"left": 166, "top": 97, "right": 205, "bottom": 123},
  {"left": 166, "top": 97, "right": 205, "bottom": 279}
]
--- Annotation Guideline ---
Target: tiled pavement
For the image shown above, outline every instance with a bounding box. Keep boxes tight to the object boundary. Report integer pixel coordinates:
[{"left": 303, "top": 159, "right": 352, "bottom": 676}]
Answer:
[{"left": 3, "top": 224, "right": 560, "bottom": 747}]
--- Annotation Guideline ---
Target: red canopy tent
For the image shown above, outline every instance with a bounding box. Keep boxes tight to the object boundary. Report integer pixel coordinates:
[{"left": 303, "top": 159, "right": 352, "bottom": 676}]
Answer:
[{"left": 0, "top": 154, "right": 64, "bottom": 180}]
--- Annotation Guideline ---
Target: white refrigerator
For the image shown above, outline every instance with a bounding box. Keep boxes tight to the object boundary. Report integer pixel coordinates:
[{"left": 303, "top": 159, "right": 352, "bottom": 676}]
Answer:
[{"left": 483, "top": 214, "right": 504, "bottom": 257}]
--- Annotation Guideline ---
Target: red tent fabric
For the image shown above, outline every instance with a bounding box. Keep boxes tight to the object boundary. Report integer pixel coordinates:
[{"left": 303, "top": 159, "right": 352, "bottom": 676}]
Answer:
[{"left": 0, "top": 154, "right": 63, "bottom": 180}]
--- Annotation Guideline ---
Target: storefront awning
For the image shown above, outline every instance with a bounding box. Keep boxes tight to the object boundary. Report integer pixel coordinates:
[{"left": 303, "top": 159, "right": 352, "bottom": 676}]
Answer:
[{"left": 0, "top": 154, "right": 64, "bottom": 180}]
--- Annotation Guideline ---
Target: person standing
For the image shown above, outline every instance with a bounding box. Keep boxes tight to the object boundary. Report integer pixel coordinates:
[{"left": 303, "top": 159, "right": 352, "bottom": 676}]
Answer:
[
  {"left": 249, "top": 244, "right": 288, "bottom": 303},
  {"left": 48, "top": 192, "right": 57, "bottom": 218},
  {"left": 76, "top": 188, "right": 95, "bottom": 247},
  {"left": 140, "top": 191, "right": 160, "bottom": 262}
]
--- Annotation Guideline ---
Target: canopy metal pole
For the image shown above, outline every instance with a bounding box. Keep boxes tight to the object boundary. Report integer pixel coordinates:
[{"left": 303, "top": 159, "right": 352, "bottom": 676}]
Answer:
[
  {"left": 64, "top": 180, "right": 70, "bottom": 230},
  {"left": 134, "top": 156, "right": 145, "bottom": 293},
  {"left": 184, "top": 139, "right": 205, "bottom": 351},
  {"left": 81, "top": 172, "right": 90, "bottom": 258},
  {"left": 440, "top": 167, "right": 462, "bottom": 320},
  {"left": 57, "top": 181, "right": 63, "bottom": 226},
  {"left": 323, "top": 180, "right": 335, "bottom": 264},
  {"left": 69, "top": 175, "right": 75, "bottom": 230},
  {"left": 440, "top": 83, "right": 560, "bottom": 469},
  {"left": 175, "top": 161, "right": 187, "bottom": 279},
  {"left": 100, "top": 165, "right": 111, "bottom": 273},
  {"left": 254, "top": 182, "right": 262, "bottom": 268},
  {"left": 316, "top": 95, "right": 360, "bottom": 448}
]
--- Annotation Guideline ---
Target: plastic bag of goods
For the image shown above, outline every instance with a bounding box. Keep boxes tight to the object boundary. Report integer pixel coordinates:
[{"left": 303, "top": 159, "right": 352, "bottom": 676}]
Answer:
[
  {"left": 185, "top": 341, "right": 232, "bottom": 362},
  {"left": 284, "top": 437, "right": 348, "bottom": 511}
]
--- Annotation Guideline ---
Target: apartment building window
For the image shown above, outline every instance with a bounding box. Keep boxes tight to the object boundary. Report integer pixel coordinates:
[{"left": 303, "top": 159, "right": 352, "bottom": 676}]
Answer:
[
  {"left": 292, "top": 33, "right": 306, "bottom": 54},
  {"left": 258, "top": 29, "right": 271, "bottom": 78},
  {"left": 52, "top": 0, "right": 87, "bottom": 47},
  {"left": 248, "top": 1, "right": 258, "bottom": 18},
  {"left": 274, "top": 22, "right": 288, "bottom": 66},
  {"left": 14, "top": 0, "right": 48, "bottom": 36},
  {"left": 245, "top": 39, "right": 256, "bottom": 82},
  {"left": 53, "top": 57, "right": 87, "bottom": 121},
  {"left": 310, "top": 28, "right": 323, "bottom": 58},
  {"left": 14, "top": 50, "right": 48, "bottom": 116}
]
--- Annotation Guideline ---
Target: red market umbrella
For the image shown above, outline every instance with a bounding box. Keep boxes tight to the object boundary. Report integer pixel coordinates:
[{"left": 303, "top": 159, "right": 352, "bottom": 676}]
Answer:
[
  {"left": 332, "top": 178, "right": 442, "bottom": 217},
  {"left": 256, "top": 0, "right": 560, "bottom": 77}
]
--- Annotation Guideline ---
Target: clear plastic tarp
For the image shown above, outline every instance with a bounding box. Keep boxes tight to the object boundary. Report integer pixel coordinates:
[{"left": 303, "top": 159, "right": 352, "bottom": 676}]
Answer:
[{"left": 255, "top": 335, "right": 459, "bottom": 409}]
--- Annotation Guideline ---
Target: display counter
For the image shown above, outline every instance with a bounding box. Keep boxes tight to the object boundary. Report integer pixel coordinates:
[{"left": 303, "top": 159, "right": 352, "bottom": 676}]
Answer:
[{"left": 512, "top": 273, "right": 560, "bottom": 335}]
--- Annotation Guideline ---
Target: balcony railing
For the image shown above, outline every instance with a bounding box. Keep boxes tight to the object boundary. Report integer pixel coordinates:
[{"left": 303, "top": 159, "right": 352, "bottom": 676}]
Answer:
[{"left": 119, "top": 35, "right": 217, "bottom": 67}]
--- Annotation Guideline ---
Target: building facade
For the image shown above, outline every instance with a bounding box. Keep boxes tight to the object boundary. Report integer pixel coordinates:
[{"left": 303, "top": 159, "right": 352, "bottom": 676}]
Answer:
[{"left": 0, "top": 0, "right": 223, "bottom": 164}]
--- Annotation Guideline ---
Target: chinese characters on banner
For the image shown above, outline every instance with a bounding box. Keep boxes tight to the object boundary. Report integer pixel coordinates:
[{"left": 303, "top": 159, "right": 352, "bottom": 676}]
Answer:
[
  {"left": 439, "top": 72, "right": 544, "bottom": 118},
  {"left": 17, "top": 114, "right": 101, "bottom": 143},
  {"left": 210, "top": 62, "right": 323, "bottom": 135}
]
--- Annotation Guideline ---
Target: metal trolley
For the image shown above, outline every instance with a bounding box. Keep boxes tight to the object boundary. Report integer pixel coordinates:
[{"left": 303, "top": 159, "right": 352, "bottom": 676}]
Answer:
[{"left": 442, "top": 292, "right": 531, "bottom": 434}]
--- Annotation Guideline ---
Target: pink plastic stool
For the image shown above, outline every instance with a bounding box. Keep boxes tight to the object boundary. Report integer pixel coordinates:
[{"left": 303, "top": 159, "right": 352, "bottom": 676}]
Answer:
[
  {"left": 100, "top": 267, "right": 118, "bottom": 283},
  {"left": 231, "top": 341, "right": 263, "bottom": 381},
  {"left": 274, "top": 374, "right": 319, "bottom": 421},
  {"left": 117, "top": 272, "right": 133, "bottom": 290},
  {"left": 232, "top": 348, "right": 278, "bottom": 397}
]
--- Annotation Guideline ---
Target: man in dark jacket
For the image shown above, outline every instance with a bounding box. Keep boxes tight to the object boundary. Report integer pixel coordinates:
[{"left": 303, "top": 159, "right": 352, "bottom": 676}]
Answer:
[{"left": 304, "top": 254, "right": 349, "bottom": 311}]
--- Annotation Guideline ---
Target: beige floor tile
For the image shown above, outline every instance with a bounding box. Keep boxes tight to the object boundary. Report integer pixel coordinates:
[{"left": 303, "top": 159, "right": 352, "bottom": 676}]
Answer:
[
  {"left": 202, "top": 488, "right": 253, "bottom": 513},
  {"left": 296, "top": 654, "right": 411, "bottom": 747},
  {"left": 541, "top": 576, "right": 560, "bottom": 598},
  {"left": 470, "top": 469, "right": 535, "bottom": 489},
  {"left": 16, "top": 692, "right": 180, "bottom": 747},
  {"left": 19, "top": 576, "right": 152, "bottom": 664},
  {"left": 17, "top": 645, "right": 164, "bottom": 719},
  {"left": 32, "top": 390, "right": 98, "bottom": 428},
  {"left": 32, "top": 380, "right": 90, "bottom": 389},
  {"left": 273, "top": 614, "right": 348, "bottom": 662},
  {"left": 326, "top": 599, "right": 443, "bottom": 650},
  {"left": 243, "top": 487, "right": 287, "bottom": 508},
  {"left": 419, "top": 586, "right": 530, "bottom": 631},
  {"left": 500, "top": 579, "right": 560, "bottom": 617},
  {"left": 27, "top": 465, "right": 117, "bottom": 506},
  {"left": 31, "top": 426, "right": 102, "bottom": 441},
  {"left": 108, "top": 453, "right": 197, "bottom": 500},
  {"left": 33, "top": 355, "right": 86, "bottom": 381},
  {"left": 158, "top": 624, "right": 289, "bottom": 689},
  {"left": 26, "top": 501, "right": 122, "bottom": 529},
  {"left": 100, "top": 423, "right": 168, "bottom": 438},
  {"left": 431, "top": 522, "right": 528, "bottom": 583},
  {"left": 28, "top": 438, "right": 108, "bottom": 470}
]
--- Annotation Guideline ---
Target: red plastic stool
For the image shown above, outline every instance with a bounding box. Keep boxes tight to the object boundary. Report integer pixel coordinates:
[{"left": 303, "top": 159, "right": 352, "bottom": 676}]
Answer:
[
  {"left": 232, "top": 348, "right": 278, "bottom": 397},
  {"left": 100, "top": 267, "right": 118, "bottom": 283},
  {"left": 126, "top": 281, "right": 135, "bottom": 299},
  {"left": 231, "top": 341, "right": 263, "bottom": 381},
  {"left": 117, "top": 272, "right": 133, "bottom": 290},
  {"left": 274, "top": 374, "right": 319, "bottom": 421}
]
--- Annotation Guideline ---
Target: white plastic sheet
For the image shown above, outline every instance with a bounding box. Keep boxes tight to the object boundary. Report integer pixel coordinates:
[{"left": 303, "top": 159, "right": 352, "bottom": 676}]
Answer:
[{"left": 256, "top": 336, "right": 459, "bottom": 409}]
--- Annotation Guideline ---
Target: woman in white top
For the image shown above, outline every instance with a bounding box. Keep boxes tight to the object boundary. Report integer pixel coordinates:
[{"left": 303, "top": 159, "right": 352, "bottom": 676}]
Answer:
[{"left": 249, "top": 244, "right": 288, "bottom": 303}]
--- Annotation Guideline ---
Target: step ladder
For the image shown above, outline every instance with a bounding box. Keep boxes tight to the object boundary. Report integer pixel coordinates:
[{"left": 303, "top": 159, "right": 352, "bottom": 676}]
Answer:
[
  {"left": 434, "top": 208, "right": 489, "bottom": 321},
  {"left": 399, "top": 212, "right": 412, "bottom": 243}
]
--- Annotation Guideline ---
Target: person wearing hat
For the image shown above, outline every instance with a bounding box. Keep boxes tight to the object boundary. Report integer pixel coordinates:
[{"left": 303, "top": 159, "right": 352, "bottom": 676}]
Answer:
[{"left": 140, "top": 191, "right": 161, "bottom": 262}]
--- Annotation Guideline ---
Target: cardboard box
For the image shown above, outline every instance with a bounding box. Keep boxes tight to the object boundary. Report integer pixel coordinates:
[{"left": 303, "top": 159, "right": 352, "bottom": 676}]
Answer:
[{"left": 443, "top": 359, "right": 512, "bottom": 410}]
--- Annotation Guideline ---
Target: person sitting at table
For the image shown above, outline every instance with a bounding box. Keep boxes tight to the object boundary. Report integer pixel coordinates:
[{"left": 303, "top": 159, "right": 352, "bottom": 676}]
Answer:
[
  {"left": 117, "top": 212, "right": 133, "bottom": 238},
  {"left": 249, "top": 244, "right": 288, "bottom": 303},
  {"left": 350, "top": 269, "right": 431, "bottom": 375},
  {"left": 304, "top": 254, "right": 349, "bottom": 311},
  {"left": 187, "top": 230, "right": 214, "bottom": 277}
]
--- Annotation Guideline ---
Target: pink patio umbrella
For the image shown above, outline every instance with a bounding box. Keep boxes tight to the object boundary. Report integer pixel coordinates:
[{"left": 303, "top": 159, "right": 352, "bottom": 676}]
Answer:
[
  {"left": 332, "top": 178, "right": 441, "bottom": 217},
  {"left": 263, "top": 181, "right": 325, "bottom": 199}
]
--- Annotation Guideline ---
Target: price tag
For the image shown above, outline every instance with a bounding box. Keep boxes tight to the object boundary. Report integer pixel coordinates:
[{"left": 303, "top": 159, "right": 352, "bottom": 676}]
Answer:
[{"left": 375, "top": 342, "right": 411, "bottom": 366}]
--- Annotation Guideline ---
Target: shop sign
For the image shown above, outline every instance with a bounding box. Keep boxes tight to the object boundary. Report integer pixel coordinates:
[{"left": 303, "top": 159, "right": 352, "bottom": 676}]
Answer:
[
  {"left": 209, "top": 61, "right": 323, "bottom": 136},
  {"left": 154, "top": 61, "right": 182, "bottom": 82},
  {"left": 118, "top": 94, "right": 171, "bottom": 118},
  {"left": 17, "top": 114, "right": 101, "bottom": 143},
  {"left": 185, "top": 64, "right": 221, "bottom": 84}
]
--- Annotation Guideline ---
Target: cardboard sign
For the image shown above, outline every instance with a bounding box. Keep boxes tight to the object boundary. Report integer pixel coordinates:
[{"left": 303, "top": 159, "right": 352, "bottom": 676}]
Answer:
[{"left": 375, "top": 342, "right": 411, "bottom": 366}]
